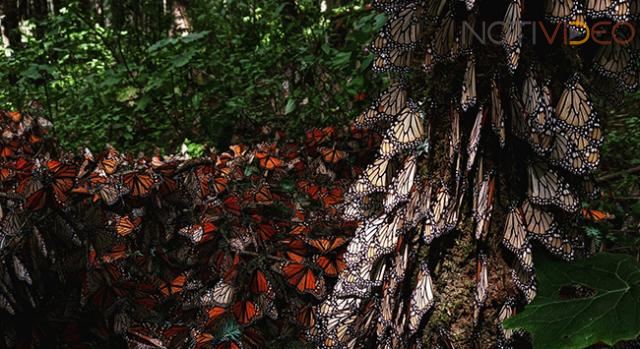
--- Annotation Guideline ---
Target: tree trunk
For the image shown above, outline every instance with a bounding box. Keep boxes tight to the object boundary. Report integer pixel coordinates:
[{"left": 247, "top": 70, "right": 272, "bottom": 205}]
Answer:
[
  {"left": 169, "top": 1, "right": 190, "bottom": 37},
  {"left": 2, "top": 0, "right": 21, "bottom": 48}
]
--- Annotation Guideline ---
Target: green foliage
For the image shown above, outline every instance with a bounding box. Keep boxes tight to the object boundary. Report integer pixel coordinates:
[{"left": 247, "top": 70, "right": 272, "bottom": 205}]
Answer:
[
  {"left": 181, "top": 138, "right": 206, "bottom": 158},
  {"left": 582, "top": 97, "right": 640, "bottom": 253},
  {"left": 504, "top": 252, "right": 640, "bottom": 349},
  {"left": 0, "top": 0, "right": 384, "bottom": 152}
]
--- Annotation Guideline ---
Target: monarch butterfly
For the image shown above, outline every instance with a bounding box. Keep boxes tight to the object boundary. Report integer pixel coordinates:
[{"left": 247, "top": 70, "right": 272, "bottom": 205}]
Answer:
[
  {"left": 461, "top": 57, "right": 477, "bottom": 112},
  {"left": 231, "top": 299, "right": 260, "bottom": 326},
  {"left": 631, "top": 0, "right": 640, "bottom": 19},
  {"left": 281, "top": 237, "right": 309, "bottom": 263},
  {"left": 555, "top": 77, "right": 596, "bottom": 130},
  {"left": 353, "top": 297, "right": 378, "bottom": 338},
  {"left": 448, "top": 103, "right": 461, "bottom": 163},
  {"left": 521, "top": 71, "right": 541, "bottom": 118},
  {"left": 539, "top": 233, "right": 575, "bottom": 260},
  {"left": 17, "top": 160, "right": 77, "bottom": 210},
  {"left": 317, "top": 295, "right": 361, "bottom": 332},
  {"left": 48, "top": 160, "right": 78, "bottom": 202},
  {"left": 593, "top": 41, "right": 638, "bottom": 91},
  {"left": 497, "top": 299, "right": 520, "bottom": 342},
  {"left": 404, "top": 179, "right": 430, "bottom": 226},
  {"left": 475, "top": 254, "right": 489, "bottom": 307},
  {"left": 184, "top": 166, "right": 212, "bottom": 200},
  {"left": 503, "top": 207, "right": 533, "bottom": 271},
  {"left": 511, "top": 261, "right": 537, "bottom": 301},
  {"left": 425, "top": 0, "right": 448, "bottom": 20},
  {"left": 98, "top": 146, "right": 122, "bottom": 175},
  {"left": 545, "top": 0, "right": 581, "bottom": 23},
  {"left": 211, "top": 170, "right": 230, "bottom": 194},
  {"left": 223, "top": 195, "right": 242, "bottom": 216},
  {"left": 316, "top": 253, "right": 347, "bottom": 277},
  {"left": 255, "top": 149, "right": 283, "bottom": 170},
  {"left": 521, "top": 199, "right": 557, "bottom": 238},
  {"left": 288, "top": 223, "right": 309, "bottom": 236},
  {"left": 509, "top": 88, "right": 529, "bottom": 140},
  {"left": 218, "top": 144, "right": 247, "bottom": 164},
  {"left": 375, "top": 210, "right": 405, "bottom": 254},
  {"left": 159, "top": 273, "right": 187, "bottom": 296},
  {"left": 375, "top": 2, "right": 423, "bottom": 52},
  {"left": 586, "top": 0, "right": 629, "bottom": 19},
  {"left": 384, "top": 154, "right": 417, "bottom": 212},
  {"left": 354, "top": 82, "right": 407, "bottom": 129},
  {"left": 305, "top": 127, "right": 334, "bottom": 147},
  {"left": 407, "top": 263, "right": 434, "bottom": 334},
  {"left": 277, "top": 261, "right": 325, "bottom": 299},
  {"left": 351, "top": 157, "right": 392, "bottom": 196},
  {"left": 249, "top": 270, "right": 271, "bottom": 295},
  {"left": 466, "top": 108, "right": 485, "bottom": 172},
  {"left": 304, "top": 236, "right": 348, "bottom": 254},
  {"left": 76, "top": 147, "right": 95, "bottom": 179},
  {"left": 200, "top": 283, "right": 232, "bottom": 310},
  {"left": 17, "top": 177, "right": 45, "bottom": 210},
  {"left": 114, "top": 215, "right": 141, "bottom": 237},
  {"left": 123, "top": 171, "right": 156, "bottom": 198},
  {"left": 424, "top": 11, "right": 465, "bottom": 70},
  {"left": 12, "top": 255, "right": 32, "bottom": 285},
  {"left": 297, "top": 179, "right": 321, "bottom": 199},
  {"left": 423, "top": 185, "right": 453, "bottom": 243},
  {"left": 256, "top": 222, "right": 278, "bottom": 241},
  {"left": 581, "top": 208, "right": 615, "bottom": 221},
  {"left": 548, "top": 124, "right": 602, "bottom": 175},
  {"left": 529, "top": 83, "right": 555, "bottom": 154},
  {"left": 373, "top": 49, "right": 413, "bottom": 73},
  {"left": 319, "top": 146, "right": 347, "bottom": 164},
  {"left": 248, "top": 182, "right": 273, "bottom": 203},
  {"left": 502, "top": 0, "right": 523, "bottom": 72},
  {"left": 191, "top": 331, "right": 215, "bottom": 349},
  {"left": 473, "top": 171, "right": 495, "bottom": 241},
  {"left": 380, "top": 101, "right": 425, "bottom": 158},
  {"left": 345, "top": 217, "right": 384, "bottom": 261},
  {"left": 491, "top": 78, "right": 506, "bottom": 147},
  {"left": 331, "top": 263, "right": 374, "bottom": 298},
  {"left": 205, "top": 307, "right": 227, "bottom": 326},
  {"left": 527, "top": 162, "right": 579, "bottom": 212},
  {"left": 96, "top": 180, "right": 129, "bottom": 206},
  {"left": 178, "top": 222, "right": 216, "bottom": 244},
  {"left": 153, "top": 164, "right": 177, "bottom": 197}
]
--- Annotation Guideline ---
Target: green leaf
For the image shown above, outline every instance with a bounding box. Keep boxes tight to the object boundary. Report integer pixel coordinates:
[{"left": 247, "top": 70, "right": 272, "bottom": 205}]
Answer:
[
  {"left": 504, "top": 252, "right": 640, "bottom": 349},
  {"left": 178, "top": 31, "right": 210, "bottom": 43},
  {"left": 20, "top": 64, "right": 43, "bottom": 80},
  {"left": 284, "top": 98, "right": 296, "bottom": 115},
  {"left": 330, "top": 51, "right": 352, "bottom": 69},
  {"left": 171, "top": 50, "right": 196, "bottom": 68},
  {"left": 116, "top": 86, "right": 139, "bottom": 102}
]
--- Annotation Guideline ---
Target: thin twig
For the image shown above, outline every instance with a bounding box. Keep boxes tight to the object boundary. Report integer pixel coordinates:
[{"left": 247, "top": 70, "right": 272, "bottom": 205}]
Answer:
[{"left": 596, "top": 165, "right": 640, "bottom": 183}]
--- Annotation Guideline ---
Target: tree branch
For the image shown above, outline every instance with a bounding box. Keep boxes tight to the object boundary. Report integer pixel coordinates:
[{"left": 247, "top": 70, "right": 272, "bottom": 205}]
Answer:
[{"left": 596, "top": 165, "right": 640, "bottom": 183}]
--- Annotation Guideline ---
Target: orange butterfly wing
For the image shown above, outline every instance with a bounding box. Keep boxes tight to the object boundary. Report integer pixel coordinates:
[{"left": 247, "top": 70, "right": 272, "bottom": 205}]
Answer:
[{"left": 232, "top": 300, "right": 259, "bottom": 325}]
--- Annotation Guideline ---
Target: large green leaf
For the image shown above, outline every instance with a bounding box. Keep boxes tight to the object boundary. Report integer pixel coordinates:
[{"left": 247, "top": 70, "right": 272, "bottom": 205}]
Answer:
[{"left": 504, "top": 252, "right": 640, "bottom": 349}]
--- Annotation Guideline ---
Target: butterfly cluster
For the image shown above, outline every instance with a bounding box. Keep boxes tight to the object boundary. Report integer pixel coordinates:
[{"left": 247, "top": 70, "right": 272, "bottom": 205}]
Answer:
[
  {"left": 314, "top": 0, "right": 640, "bottom": 348},
  {"left": 0, "top": 110, "right": 380, "bottom": 348}
]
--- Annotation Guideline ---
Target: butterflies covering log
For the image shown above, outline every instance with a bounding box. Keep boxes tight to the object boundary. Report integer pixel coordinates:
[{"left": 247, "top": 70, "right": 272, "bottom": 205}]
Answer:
[{"left": 0, "top": 110, "right": 378, "bottom": 348}]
